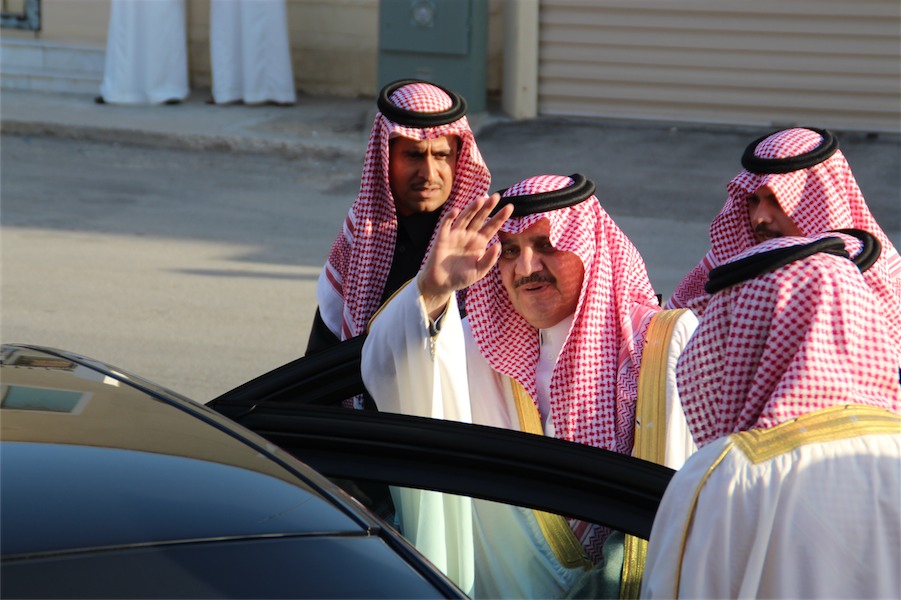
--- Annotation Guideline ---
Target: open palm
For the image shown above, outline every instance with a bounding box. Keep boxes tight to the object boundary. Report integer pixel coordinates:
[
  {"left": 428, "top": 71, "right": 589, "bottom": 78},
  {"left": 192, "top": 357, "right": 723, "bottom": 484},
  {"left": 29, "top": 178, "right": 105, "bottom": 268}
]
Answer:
[{"left": 419, "top": 194, "right": 513, "bottom": 312}]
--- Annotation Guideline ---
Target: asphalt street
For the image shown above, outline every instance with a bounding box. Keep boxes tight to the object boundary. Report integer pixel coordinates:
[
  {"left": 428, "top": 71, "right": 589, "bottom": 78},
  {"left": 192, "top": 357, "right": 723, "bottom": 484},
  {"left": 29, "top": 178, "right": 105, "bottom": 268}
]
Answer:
[{"left": 2, "top": 90, "right": 899, "bottom": 401}]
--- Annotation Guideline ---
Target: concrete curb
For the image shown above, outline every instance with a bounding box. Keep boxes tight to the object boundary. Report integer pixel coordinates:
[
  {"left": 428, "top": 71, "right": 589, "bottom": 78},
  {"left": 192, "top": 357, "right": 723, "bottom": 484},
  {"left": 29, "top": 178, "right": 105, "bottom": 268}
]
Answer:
[
  {"left": 1, "top": 113, "right": 512, "bottom": 160},
  {"left": 0, "top": 119, "right": 365, "bottom": 161}
]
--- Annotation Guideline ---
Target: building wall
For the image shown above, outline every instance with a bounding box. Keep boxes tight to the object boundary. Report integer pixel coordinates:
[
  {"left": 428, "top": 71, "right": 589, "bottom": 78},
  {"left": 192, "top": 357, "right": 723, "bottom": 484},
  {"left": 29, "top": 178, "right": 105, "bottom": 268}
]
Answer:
[
  {"left": 538, "top": 0, "right": 901, "bottom": 132},
  {"left": 187, "top": 0, "right": 383, "bottom": 97},
  {"left": 12, "top": 0, "right": 897, "bottom": 131},
  {"left": 6, "top": 0, "right": 504, "bottom": 100},
  {"left": 3, "top": 0, "right": 111, "bottom": 44}
]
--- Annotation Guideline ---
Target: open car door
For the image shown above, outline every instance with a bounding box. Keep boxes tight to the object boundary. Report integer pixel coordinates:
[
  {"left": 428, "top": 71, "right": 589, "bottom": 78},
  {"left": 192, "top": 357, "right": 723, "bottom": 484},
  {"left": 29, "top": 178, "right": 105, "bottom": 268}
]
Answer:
[
  {"left": 208, "top": 339, "right": 673, "bottom": 541},
  {"left": 210, "top": 338, "right": 675, "bottom": 598}
]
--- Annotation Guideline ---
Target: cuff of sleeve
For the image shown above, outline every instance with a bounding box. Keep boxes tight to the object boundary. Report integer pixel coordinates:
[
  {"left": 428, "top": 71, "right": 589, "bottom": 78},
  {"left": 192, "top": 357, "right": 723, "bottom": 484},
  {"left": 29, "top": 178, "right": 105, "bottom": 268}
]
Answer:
[{"left": 428, "top": 306, "right": 448, "bottom": 337}]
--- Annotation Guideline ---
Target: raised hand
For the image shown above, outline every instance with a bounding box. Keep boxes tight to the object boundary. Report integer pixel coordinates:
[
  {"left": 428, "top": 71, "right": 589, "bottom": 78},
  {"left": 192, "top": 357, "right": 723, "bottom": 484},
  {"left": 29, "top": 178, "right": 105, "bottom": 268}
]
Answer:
[{"left": 418, "top": 194, "right": 513, "bottom": 318}]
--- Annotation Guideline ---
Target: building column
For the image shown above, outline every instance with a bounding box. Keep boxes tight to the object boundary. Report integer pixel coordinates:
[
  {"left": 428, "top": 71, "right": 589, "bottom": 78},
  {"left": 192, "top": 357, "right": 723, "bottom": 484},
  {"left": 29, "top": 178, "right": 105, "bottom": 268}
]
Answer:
[{"left": 502, "top": 0, "right": 538, "bottom": 119}]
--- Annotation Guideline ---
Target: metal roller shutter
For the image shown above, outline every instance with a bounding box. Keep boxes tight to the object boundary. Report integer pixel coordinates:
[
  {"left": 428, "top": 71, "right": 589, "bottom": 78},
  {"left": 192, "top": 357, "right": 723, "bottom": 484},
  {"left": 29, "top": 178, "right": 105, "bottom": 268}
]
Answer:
[{"left": 538, "top": 0, "right": 901, "bottom": 132}]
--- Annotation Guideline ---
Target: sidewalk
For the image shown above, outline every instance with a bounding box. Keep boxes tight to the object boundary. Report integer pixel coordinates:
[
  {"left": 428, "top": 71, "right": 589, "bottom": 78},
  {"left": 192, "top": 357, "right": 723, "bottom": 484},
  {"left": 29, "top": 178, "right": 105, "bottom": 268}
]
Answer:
[
  {"left": 0, "top": 88, "right": 508, "bottom": 160},
  {"left": 2, "top": 86, "right": 897, "bottom": 245}
]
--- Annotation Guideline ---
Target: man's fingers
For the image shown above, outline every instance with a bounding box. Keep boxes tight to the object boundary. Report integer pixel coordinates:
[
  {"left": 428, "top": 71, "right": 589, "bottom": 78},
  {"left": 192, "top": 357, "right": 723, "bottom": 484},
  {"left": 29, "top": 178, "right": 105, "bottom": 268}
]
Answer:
[
  {"left": 454, "top": 193, "right": 502, "bottom": 231},
  {"left": 438, "top": 206, "right": 461, "bottom": 235},
  {"left": 450, "top": 195, "right": 486, "bottom": 230},
  {"left": 466, "top": 193, "right": 503, "bottom": 231},
  {"left": 483, "top": 202, "right": 514, "bottom": 238},
  {"left": 475, "top": 240, "right": 502, "bottom": 274}
]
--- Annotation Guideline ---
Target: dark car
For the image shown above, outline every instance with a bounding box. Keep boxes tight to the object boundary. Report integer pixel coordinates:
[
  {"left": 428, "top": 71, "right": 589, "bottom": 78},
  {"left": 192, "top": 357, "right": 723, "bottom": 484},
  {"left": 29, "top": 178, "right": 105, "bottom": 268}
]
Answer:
[{"left": 1, "top": 342, "right": 674, "bottom": 599}]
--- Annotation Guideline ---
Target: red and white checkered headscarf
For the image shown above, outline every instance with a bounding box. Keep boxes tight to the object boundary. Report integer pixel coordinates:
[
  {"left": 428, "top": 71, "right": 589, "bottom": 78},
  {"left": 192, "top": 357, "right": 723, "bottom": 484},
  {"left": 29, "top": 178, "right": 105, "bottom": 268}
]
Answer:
[
  {"left": 676, "top": 235, "right": 901, "bottom": 449},
  {"left": 467, "top": 175, "right": 661, "bottom": 455},
  {"left": 317, "top": 82, "right": 490, "bottom": 339},
  {"left": 668, "top": 128, "right": 901, "bottom": 324}
]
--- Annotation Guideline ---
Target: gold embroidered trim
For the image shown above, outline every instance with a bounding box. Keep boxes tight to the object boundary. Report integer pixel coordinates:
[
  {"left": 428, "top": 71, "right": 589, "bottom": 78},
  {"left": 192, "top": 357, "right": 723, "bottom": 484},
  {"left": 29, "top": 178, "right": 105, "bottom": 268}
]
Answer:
[
  {"left": 669, "top": 405, "right": 899, "bottom": 597},
  {"left": 674, "top": 441, "right": 735, "bottom": 599},
  {"left": 511, "top": 378, "right": 544, "bottom": 437},
  {"left": 366, "top": 277, "right": 416, "bottom": 332},
  {"left": 622, "top": 309, "right": 688, "bottom": 598},
  {"left": 511, "top": 380, "right": 591, "bottom": 570},
  {"left": 620, "top": 535, "right": 647, "bottom": 600},
  {"left": 634, "top": 309, "right": 688, "bottom": 465},
  {"left": 731, "top": 405, "right": 901, "bottom": 464}
]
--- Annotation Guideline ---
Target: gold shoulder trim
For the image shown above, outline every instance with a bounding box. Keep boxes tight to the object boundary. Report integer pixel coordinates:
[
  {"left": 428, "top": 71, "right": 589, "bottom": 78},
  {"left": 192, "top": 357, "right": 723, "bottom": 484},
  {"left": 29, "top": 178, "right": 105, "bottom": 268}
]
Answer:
[
  {"left": 366, "top": 277, "right": 416, "bottom": 332},
  {"left": 511, "top": 380, "right": 591, "bottom": 570},
  {"left": 669, "top": 406, "right": 899, "bottom": 596},
  {"left": 622, "top": 309, "right": 688, "bottom": 599},
  {"left": 731, "top": 405, "right": 901, "bottom": 464},
  {"left": 634, "top": 309, "right": 689, "bottom": 465}
]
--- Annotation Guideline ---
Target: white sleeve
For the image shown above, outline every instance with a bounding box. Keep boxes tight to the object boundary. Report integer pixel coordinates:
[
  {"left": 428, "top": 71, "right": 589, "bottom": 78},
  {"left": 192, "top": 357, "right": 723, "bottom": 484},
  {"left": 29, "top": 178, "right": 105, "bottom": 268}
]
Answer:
[
  {"left": 361, "top": 280, "right": 476, "bottom": 593},
  {"left": 362, "top": 279, "right": 473, "bottom": 423},
  {"left": 314, "top": 264, "right": 344, "bottom": 339},
  {"left": 663, "top": 309, "right": 699, "bottom": 470}
]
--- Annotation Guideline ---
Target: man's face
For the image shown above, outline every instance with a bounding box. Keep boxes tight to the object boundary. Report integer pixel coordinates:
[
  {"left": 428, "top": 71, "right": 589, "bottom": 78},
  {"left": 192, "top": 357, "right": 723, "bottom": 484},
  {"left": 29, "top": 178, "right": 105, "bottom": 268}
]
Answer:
[
  {"left": 497, "top": 218, "right": 585, "bottom": 330},
  {"left": 747, "top": 185, "right": 803, "bottom": 243},
  {"left": 388, "top": 135, "right": 458, "bottom": 217}
]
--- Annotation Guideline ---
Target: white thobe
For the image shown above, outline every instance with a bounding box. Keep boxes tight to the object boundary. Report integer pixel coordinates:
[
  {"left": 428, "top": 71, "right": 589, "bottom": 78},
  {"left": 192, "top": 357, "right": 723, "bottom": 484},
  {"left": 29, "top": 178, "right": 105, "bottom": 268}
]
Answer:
[
  {"left": 99, "top": 0, "right": 189, "bottom": 105},
  {"left": 209, "top": 0, "right": 296, "bottom": 105},
  {"left": 363, "top": 282, "right": 590, "bottom": 598},
  {"left": 641, "top": 406, "right": 901, "bottom": 599}
]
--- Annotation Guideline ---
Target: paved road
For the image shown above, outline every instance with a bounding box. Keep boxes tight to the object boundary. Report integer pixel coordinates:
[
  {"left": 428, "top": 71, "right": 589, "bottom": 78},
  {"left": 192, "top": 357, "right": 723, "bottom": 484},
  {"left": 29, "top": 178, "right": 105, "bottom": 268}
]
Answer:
[
  {"left": 2, "top": 124, "right": 898, "bottom": 401},
  {"left": 2, "top": 136, "right": 358, "bottom": 401}
]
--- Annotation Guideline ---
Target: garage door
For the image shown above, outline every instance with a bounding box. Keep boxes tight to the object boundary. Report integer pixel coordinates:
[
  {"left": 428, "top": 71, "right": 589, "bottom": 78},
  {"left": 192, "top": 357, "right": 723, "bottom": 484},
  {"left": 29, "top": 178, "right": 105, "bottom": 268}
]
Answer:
[{"left": 538, "top": 0, "right": 901, "bottom": 132}]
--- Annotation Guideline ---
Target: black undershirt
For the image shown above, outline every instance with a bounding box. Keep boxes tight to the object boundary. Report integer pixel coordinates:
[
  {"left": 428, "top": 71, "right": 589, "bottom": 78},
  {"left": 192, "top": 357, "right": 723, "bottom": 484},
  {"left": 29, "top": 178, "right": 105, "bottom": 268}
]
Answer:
[
  {"left": 380, "top": 209, "right": 443, "bottom": 304},
  {"left": 305, "top": 209, "right": 442, "bottom": 356}
]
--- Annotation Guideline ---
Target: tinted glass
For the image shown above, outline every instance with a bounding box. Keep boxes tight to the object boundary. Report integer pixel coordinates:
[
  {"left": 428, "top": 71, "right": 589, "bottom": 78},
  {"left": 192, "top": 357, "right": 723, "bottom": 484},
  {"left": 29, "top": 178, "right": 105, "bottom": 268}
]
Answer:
[
  {"left": 1, "top": 442, "right": 362, "bottom": 555},
  {"left": 1, "top": 536, "right": 451, "bottom": 599},
  {"left": 341, "top": 482, "right": 638, "bottom": 599}
]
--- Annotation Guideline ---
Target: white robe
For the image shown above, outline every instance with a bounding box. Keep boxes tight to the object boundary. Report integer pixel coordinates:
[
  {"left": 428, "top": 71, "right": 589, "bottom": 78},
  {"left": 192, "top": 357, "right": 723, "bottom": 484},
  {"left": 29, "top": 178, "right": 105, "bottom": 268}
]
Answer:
[
  {"left": 363, "top": 281, "right": 585, "bottom": 598},
  {"left": 641, "top": 407, "right": 901, "bottom": 599},
  {"left": 209, "top": 0, "right": 296, "bottom": 105},
  {"left": 362, "top": 281, "right": 697, "bottom": 598},
  {"left": 99, "top": 0, "right": 189, "bottom": 105}
]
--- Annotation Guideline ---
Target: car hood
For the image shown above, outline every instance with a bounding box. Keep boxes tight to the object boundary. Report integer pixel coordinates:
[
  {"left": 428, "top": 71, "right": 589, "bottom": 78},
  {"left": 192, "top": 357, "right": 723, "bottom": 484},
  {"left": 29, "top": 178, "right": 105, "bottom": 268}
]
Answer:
[{"left": 1, "top": 345, "right": 368, "bottom": 557}]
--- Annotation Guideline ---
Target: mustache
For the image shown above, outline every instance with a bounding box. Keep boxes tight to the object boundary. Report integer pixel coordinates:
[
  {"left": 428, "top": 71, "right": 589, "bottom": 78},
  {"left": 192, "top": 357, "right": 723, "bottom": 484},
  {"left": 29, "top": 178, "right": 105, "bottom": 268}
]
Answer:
[
  {"left": 754, "top": 224, "right": 782, "bottom": 239},
  {"left": 412, "top": 179, "right": 444, "bottom": 189},
  {"left": 514, "top": 273, "right": 555, "bottom": 289}
]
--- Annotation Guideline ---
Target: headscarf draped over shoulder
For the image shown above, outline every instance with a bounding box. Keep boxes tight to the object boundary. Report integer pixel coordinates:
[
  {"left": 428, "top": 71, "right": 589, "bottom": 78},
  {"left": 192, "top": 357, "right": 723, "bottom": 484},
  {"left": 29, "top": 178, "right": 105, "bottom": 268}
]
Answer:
[
  {"left": 319, "top": 80, "right": 491, "bottom": 339},
  {"left": 467, "top": 174, "right": 661, "bottom": 455},
  {"left": 677, "top": 234, "right": 901, "bottom": 449}
]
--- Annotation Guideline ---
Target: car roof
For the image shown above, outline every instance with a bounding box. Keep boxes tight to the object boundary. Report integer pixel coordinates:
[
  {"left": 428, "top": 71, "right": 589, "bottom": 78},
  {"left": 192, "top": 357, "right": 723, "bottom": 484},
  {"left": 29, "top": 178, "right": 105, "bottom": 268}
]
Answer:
[{"left": 0, "top": 345, "right": 370, "bottom": 557}]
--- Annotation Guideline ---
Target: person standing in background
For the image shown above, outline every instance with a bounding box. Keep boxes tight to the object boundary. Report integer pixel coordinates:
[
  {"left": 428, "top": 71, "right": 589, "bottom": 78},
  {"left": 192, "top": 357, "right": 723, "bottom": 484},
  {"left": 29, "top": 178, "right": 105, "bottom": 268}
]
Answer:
[
  {"left": 306, "top": 80, "right": 490, "bottom": 369},
  {"left": 97, "top": 0, "right": 189, "bottom": 105},
  {"left": 209, "top": 0, "right": 296, "bottom": 106}
]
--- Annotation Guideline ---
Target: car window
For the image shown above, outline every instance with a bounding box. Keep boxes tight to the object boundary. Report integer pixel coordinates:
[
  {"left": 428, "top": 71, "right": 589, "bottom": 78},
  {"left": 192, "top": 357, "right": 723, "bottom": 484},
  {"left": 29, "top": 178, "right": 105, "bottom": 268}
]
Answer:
[
  {"left": 335, "top": 480, "right": 634, "bottom": 599},
  {"left": 210, "top": 402, "right": 672, "bottom": 600}
]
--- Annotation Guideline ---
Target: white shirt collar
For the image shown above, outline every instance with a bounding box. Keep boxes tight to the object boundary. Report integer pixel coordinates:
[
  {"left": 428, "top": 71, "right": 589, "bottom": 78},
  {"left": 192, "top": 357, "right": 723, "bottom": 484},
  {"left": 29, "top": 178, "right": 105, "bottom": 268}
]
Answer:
[{"left": 536, "top": 313, "right": 575, "bottom": 432}]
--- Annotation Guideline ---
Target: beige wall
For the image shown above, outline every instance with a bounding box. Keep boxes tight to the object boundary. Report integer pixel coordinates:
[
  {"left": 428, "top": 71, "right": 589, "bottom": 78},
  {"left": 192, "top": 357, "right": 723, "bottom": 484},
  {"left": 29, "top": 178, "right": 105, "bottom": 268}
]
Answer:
[
  {"left": 14, "top": 0, "right": 896, "bottom": 130},
  {"left": 11, "top": 0, "right": 505, "bottom": 99},
  {"left": 42, "top": 0, "right": 111, "bottom": 44},
  {"left": 188, "top": 0, "right": 382, "bottom": 97},
  {"left": 3, "top": 0, "right": 111, "bottom": 44}
]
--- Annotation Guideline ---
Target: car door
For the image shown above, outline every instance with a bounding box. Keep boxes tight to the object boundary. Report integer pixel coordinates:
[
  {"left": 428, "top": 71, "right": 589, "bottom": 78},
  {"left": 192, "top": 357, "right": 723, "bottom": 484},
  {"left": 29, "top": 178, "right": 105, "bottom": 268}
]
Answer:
[{"left": 209, "top": 338, "right": 674, "bottom": 598}]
